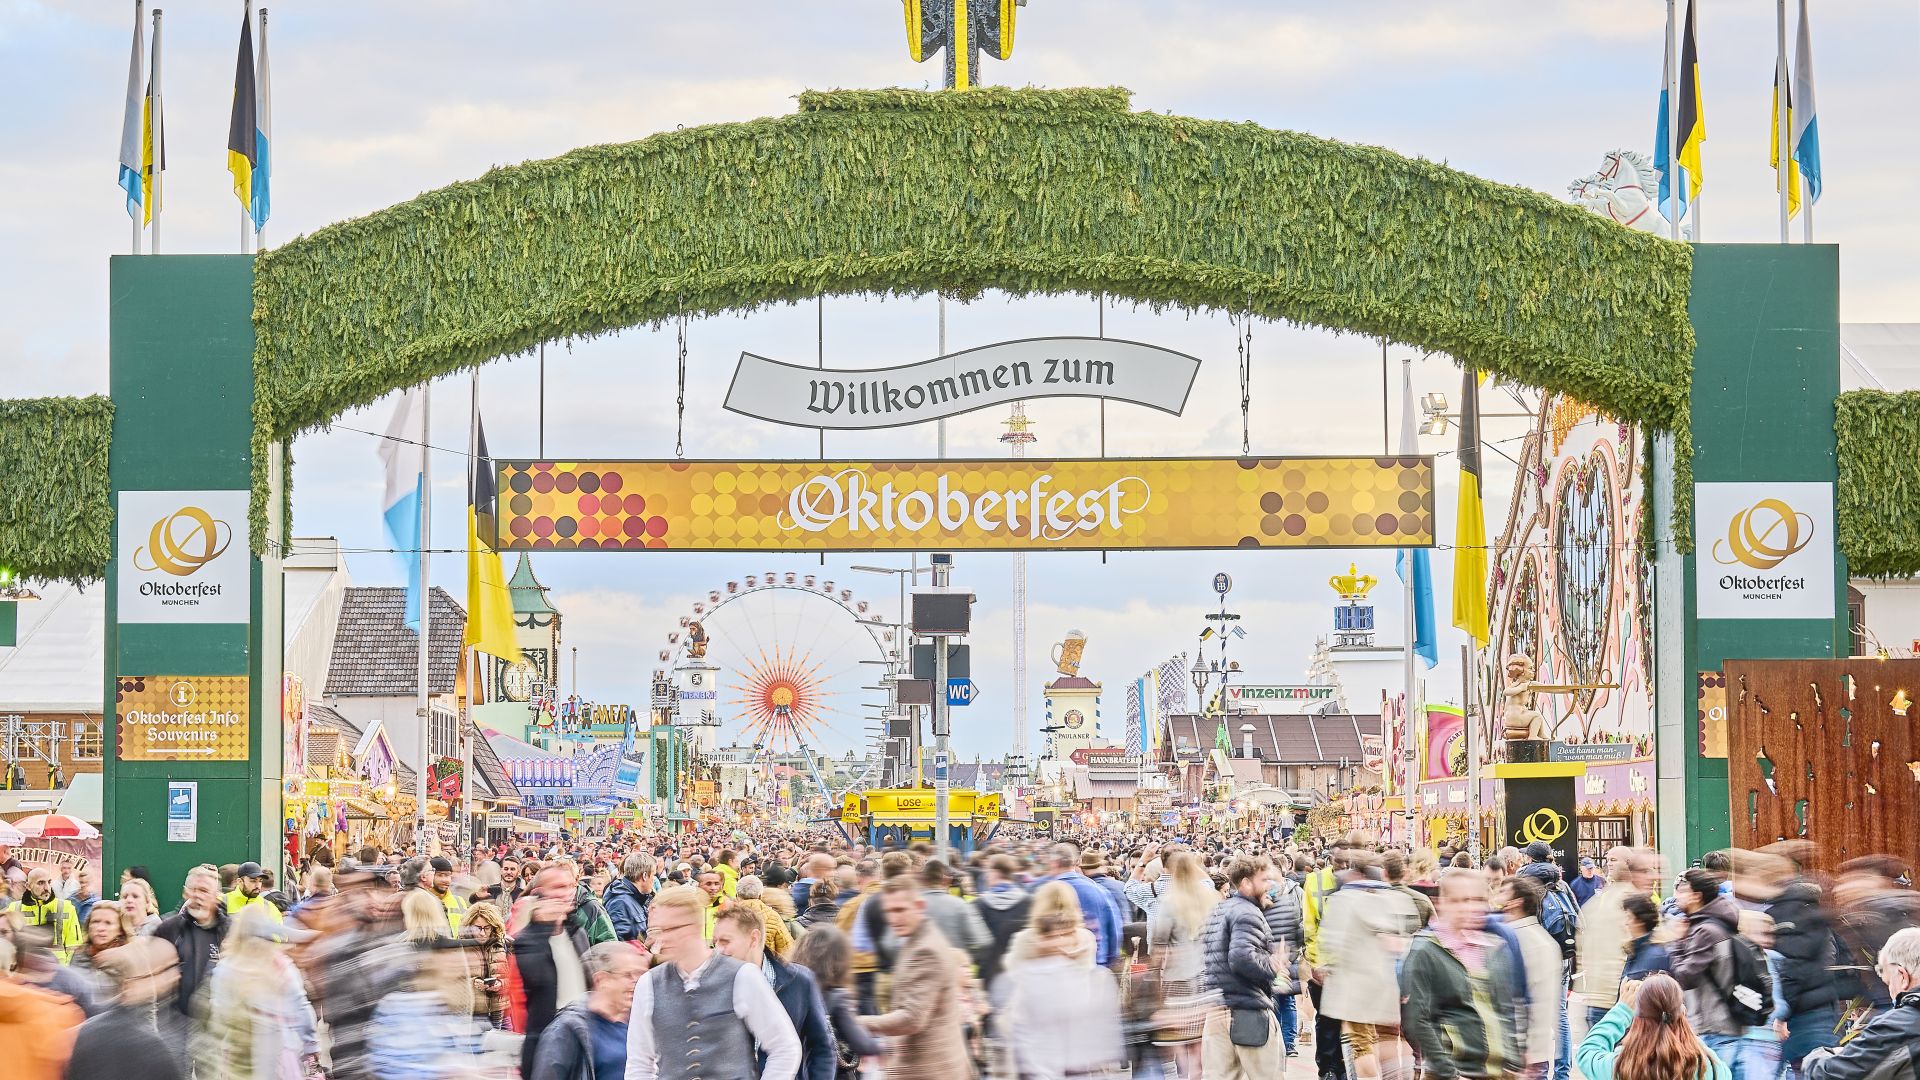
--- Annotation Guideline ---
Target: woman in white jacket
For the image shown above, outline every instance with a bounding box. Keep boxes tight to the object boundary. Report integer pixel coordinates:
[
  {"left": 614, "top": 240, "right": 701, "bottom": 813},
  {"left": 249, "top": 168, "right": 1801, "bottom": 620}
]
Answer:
[
  {"left": 1501, "top": 874, "right": 1568, "bottom": 1078},
  {"left": 1004, "top": 883, "right": 1126, "bottom": 1080}
]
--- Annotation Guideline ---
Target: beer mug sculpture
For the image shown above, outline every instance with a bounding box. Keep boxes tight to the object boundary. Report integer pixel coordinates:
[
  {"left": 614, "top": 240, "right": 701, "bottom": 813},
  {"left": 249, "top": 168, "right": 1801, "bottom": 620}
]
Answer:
[{"left": 1051, "top": 630, "right": 1088, "bottom": 677}]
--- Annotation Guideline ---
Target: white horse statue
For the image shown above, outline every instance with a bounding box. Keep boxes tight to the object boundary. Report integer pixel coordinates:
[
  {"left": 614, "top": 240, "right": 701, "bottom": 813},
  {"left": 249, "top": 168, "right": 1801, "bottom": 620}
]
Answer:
[{"left": 1568, "top": 149, "right": 1687, "bottom": 237}]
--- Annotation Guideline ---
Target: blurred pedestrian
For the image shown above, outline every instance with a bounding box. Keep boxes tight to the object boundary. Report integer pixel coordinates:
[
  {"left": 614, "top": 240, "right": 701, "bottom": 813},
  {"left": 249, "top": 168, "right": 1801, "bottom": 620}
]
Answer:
[
  {"left": 1803, "top": 926, "right": 1920, "bottom": 1080},
  {"left": 1670, "top": 868, "right": 1751, "bottom": 1071},
  {"left": 714, "top": 905, "right": 836, "bottom": 1080},
  {"left": 1319, "top": 851, "right": 1418, "bottom": 1080},
  {"left": 192, "top": 906, "right": 321, "bottom": 1079},
  {"left": 65, "top": 937, "right": 191, "bottom": 1080},
  {"left": 790, "top": 926, "right": 883, "bottom": 1080},
  {"left": 861, "top": 877, "right": 973, "bottom": 1080},
  {"left": 154, "top": 866, "right": 229, "bottom": 1016},
  {"left": 0, "top": 937, "right": 84, "bottom": 1080},
  {"left": 1401, "top": 868, "right": 1523, "bottom": 1080},
  {"left": 528, "top": 941, "right": 647, "bottom": 1080},
  {"left": 1002, "top": 888, "right": 1125, "bottom": 1080},
  {"left": 1200, "top": 854, "right": 1280, "bottom": 1080}
]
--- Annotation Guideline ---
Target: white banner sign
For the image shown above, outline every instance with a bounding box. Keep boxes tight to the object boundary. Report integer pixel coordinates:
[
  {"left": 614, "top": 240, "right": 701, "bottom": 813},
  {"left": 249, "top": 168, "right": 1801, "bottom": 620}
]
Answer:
[
  {"left": 116, "top": 490, "right": 251, "bottom": 624},
  {"left": 1694, "top": 482, "right": 1836, "bottom": 620},
  {"left": 723, "top": 336, "right": 1200, "bottom": 430}
]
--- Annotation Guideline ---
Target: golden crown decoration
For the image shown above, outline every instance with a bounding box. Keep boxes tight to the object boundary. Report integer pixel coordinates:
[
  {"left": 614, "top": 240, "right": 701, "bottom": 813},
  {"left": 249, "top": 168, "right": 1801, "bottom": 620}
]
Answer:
[{"left": 1328, "top": 562, "right": 1379, "bottom": 601}]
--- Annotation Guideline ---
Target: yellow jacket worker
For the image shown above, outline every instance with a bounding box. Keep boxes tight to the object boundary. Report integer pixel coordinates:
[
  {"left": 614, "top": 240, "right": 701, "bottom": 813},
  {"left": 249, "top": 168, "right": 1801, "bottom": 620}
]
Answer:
[
  {"left": 224, "top": 861, "right": 284, "bottom": 923},
  {"left": 19, "top": 868, "right": 84, "bottom": 963}
]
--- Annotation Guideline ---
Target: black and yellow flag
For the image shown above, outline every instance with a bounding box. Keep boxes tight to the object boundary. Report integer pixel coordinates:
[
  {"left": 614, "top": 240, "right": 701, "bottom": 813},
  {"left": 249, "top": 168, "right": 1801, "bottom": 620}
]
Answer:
[
  {"left": 466, "top": 414, "right": 521, "bottom": 661},
  {"left": 225, "top": 8, "right": 256, "bottom": 213},
  {"left": 1450, "top": 367, "right": 1489, "bottom": 647},
  {"left": 1676, "top": 0, "right": 1705, "bottom": 201}
]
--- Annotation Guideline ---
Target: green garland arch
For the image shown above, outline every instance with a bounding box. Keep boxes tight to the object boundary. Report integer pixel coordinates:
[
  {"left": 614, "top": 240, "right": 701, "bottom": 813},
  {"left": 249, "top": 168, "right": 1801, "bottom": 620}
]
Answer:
[
  {"left": 0, "top": 396, "right": 114, "bottom": 583},
  {"left": 251, "top": 86, "right": 1697, "bottom": 546},
  {"left": 1835, "top": 390, "right": 1920, "bottom": 578}
]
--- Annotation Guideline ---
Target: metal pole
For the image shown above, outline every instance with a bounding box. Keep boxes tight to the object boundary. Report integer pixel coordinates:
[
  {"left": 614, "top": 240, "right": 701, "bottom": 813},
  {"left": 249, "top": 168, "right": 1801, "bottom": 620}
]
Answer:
[
  {"left": 1666, "top": 0, "right": 1680, "bottom": 240},
  {"left": 537, "top": 343, "right": 545, "bottom": 458},
  {"left": 464, "top": 370, "right": 479, "bottom": 855},
  {"left": 932, "top": 556, "right": 952, "bottom": 863},
  {"left": 1382, "top": 339, "right": 1391, "bottom": 455},
  {"left": 1776, "top": 0, "right": 1792, "bottom": 243},
  {"left": 416, "top": 388, "right": 432, "bottom": 848},
  {"left": 1464, "top": 642, "right": 1481, "bottom": 863},
  {"left": 254, "top": 6, "right": 266, "bottom": 252},
  {"left": 936, "top": 298, "right": 948, "bottom": 458},
  {"left": 149, "top": 8, "right": 163, "bottom": 255}
]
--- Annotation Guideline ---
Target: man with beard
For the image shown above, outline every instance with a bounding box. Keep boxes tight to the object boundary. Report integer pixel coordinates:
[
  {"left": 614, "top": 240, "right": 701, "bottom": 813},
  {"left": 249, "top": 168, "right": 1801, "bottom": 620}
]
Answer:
[{"left": 153, "top": 866, "right": 229, "bottom": 1016}]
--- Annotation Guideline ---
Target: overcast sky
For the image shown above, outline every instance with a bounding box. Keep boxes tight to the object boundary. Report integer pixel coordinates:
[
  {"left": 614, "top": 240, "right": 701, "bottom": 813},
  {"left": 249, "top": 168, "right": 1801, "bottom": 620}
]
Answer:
[{"left": 4, "top": 1, "right": 1915, "bottom": 758}]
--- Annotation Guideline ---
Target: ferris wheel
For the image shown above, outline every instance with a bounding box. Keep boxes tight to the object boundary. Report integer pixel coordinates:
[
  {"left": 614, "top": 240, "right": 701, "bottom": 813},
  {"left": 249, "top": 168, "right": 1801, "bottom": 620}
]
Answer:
[{"left": 656, "top": 572, "right": 896, "bottom": 751}]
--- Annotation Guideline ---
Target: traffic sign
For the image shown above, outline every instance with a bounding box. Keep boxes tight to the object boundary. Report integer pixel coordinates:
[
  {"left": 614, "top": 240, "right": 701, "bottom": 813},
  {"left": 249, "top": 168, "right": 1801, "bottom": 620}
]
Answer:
[
  {"left": 912, "top": 643, "right": 971, "bottom": 681},
  {"left": 947, "top": 679, "right": 979, "bottom": 706}
]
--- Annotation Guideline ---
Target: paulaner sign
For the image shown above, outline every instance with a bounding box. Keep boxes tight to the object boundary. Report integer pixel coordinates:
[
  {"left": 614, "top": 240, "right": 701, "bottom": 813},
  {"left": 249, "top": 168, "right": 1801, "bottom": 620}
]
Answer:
[
  {"left": 722, "top": 337, "right": 1201, "bottom": 429},
  {"left": 495, "top": 457, "right": 1435, "bottom": 553}
]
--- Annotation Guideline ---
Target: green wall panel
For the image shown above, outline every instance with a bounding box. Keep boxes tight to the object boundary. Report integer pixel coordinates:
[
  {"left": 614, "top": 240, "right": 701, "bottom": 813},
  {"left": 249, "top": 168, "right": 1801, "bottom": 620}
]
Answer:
[
  {"left": 106, "top": 255, "right": 266, "bottom": 906},
  {"left": 1680, "top": 245, "right": 1848, "bottom": 859}
]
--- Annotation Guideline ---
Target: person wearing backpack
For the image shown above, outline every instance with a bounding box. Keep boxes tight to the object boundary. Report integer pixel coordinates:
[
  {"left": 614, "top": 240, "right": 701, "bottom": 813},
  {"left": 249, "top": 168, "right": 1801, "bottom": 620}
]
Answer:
[
  {"left": 1672, "top": 868, "right": 1772, "bottom": 1080},
  {"left": 1517, "top": 842, "right": 1579, "bottom": 1080}
]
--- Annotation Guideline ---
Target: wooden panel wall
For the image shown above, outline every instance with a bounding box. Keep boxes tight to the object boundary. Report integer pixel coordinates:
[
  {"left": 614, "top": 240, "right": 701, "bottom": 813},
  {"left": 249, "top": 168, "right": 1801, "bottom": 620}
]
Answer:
[{"left": 1725, "top": 659, "right": 1920, "bottom": 868}]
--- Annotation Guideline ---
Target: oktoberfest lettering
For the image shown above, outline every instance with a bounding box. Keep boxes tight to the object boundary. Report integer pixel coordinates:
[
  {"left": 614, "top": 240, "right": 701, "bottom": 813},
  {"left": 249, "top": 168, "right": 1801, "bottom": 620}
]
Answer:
[{"left": 780, "top": 468, "right": 1151, "bottom": 540}]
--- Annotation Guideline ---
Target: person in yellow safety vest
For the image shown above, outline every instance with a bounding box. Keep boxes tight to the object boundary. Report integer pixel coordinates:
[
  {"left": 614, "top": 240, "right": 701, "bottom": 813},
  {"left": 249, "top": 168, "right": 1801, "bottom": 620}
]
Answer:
[
  {"left": 1301, "top": 841, "right": 1356, "bottom": 1080},
  {"left": 224, "top": 861, "right": 284, "bottom": 923},
  {"left": 425, "top": 856, "right": 469, "bottom": 932},
  {"left": 715, "top": 850, "right": 740, "bottom": 899},
  {"left": 18, "top": 868, "right": 84, "bottom": 963}
]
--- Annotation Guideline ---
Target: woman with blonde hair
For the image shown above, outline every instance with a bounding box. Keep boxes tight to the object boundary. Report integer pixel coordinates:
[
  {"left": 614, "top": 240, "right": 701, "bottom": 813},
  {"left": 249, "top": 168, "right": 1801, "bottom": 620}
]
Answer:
[
  {"left": 193, "top": 905, "right": 322, "bottom": 1078},
  {"left": 1005, "top": 880, "right": 1096, "bottom": 972},
  {"left": 1147, "top": 849, "right": 1221, "bottom": 1080},
  {"left": 402, "top": 888, "right": 452, "bottom": 943},
  {"left": 459, "top": 898, "right": 508, "bottom": 1028},
  {"left": 71, "top": 899, "right": 129, "bottom": 970},
  {"left": 1003, "top": 883, "right": 1125, "bottom": 1079},
  {"left": 116, "top": 877, "right": 161, "bottom": 935}
]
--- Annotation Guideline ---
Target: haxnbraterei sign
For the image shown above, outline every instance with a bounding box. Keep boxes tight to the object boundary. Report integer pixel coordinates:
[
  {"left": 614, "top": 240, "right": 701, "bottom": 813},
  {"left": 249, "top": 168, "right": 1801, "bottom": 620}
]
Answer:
[
  {"left": 494, "top": 457, "right": 1435, "bottom": 552},
  {"left": 723, "top": 337, "right": 1201, "bottom": 429}
]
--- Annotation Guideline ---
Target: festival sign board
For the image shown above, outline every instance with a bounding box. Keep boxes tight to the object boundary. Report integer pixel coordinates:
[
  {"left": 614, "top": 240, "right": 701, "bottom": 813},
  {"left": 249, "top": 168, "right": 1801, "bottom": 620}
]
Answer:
[
  {"left": 1224, "top": 685, "right": 1337, "bottom": 708},
  {"left": 497, "top": 457, "right": 1434, "bottom": 552},
  {"left": 115, "top": 490, "right": 251, "bottom": 623},
  {"left": 1693, "top": 482, "right": 1836, "bottom": 620},
  {"left": 723, "top": 337, "right": 1201, "bottom": 429},
  {"left": 114, "top": 675, "right": 251, "bottom": 762}
]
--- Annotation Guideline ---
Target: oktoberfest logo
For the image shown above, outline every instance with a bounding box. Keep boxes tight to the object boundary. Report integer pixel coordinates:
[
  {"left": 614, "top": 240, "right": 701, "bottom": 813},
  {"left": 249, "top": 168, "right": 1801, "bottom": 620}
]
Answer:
[
  {"left": 1713, "top": 497, "right": 1813, "bottom": 571},
  {"left": 134, "top": 506, "right": 233, "bottom": 577},
  {"left": 1515, "top": 808, "right": 1568, "bottom": 846}
]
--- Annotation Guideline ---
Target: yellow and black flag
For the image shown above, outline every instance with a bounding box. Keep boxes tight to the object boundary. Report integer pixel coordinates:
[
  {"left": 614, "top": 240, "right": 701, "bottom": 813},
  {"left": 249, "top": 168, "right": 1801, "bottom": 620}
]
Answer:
[
  {"left": 1450, "top": 367, "right": 1489, "bottom": 647},
  {"left": 466, "top": 413, "right": 522, "bottom": 661},
  {"left": 1676, "top": 0, "right": 1705, "bottom": 201},
  {"left": 902, "top": 0, "right": 1017, "bottom": 89},
  {"left": 225, "top": 6, "right": 256, "bottom": 214}
]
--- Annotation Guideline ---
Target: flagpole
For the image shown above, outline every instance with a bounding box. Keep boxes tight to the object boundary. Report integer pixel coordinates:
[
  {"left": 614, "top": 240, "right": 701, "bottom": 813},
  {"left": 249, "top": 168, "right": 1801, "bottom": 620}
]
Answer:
[
  {"left": 254, "top": 6, "right": 268, "bottom": 251},
  {"left": 126, "top": 0, "right": 143, "bottom": 256},
  {"left": 149, "top": 8, "right": 163, "bottom": 255},
  {"left": 1666, "top": 0, "right": 1680, "bottom": 240},
  {"left": 1776, "top": 0, "right": 1792, "bottom": 243},
  {"left": 1464, "top": 642, "right": 1481, "bottom": 864},
  {"left": 417, "top": 387, "right": 432, "bottom": 848},
  {"left": 465, "top": 369, "right": 480, "bottom": 857},
  {"left": 239, "top": 0, "right": 253, "bottom": 255},
  {"left": 1401, "top": 357, "right": 1420, "bottom": 848}
]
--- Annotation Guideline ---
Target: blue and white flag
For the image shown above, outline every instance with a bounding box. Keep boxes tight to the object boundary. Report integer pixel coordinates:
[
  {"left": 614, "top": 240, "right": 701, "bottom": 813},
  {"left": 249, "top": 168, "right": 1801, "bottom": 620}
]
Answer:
[
  {"left": 1396, "top": 365, "right": 1438, "bottom": 669},
  {"left": 1793, "top": 0, "right": 1821, "bottom": 206},
  {"left": 117, "top": 1, "right": 145, "bottom": 220},
  {"left": 379, "top": 391, "right": 424, "bottom": 631},
  {"left": 250, "top": 7, "right": 271, "bottom": 232},
  {"left": 1654, "top": 22, "right": 1690, "bottom": 223}
]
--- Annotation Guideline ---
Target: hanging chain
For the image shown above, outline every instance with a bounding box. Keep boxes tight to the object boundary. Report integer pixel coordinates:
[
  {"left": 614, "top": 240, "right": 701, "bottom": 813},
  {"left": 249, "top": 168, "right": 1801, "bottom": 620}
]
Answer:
[
  {"left": 674, "top": 314, "right": 688, "bottom": 458},
  {"left": 1237, "top": 314, "right": 1252, "bottom": 455}
]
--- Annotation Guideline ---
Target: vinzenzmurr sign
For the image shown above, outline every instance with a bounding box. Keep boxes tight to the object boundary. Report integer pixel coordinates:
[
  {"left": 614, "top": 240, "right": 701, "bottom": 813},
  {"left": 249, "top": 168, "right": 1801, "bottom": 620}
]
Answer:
[{"left": 722, "top": 336, "right": 1201, "bottom": 429}]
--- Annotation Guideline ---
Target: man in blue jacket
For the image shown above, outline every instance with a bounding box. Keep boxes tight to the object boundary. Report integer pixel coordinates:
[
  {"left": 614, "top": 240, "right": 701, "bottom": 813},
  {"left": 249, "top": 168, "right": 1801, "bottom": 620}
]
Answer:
[
  {"left": 602, "top": 852, "right": 653, "bottom": 942},
  {"left": 1040, "top": 842, "right": 1123, "bottom": 965},
  {"left": 714, "top": 905, "right": 836, "bottom": 1080}
]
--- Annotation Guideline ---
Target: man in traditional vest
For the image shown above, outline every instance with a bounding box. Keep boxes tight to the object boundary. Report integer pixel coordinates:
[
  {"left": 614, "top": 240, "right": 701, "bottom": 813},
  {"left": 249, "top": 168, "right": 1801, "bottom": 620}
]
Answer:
[{"left": 623, "top": 884, "right": 801, "bottom": 1080}]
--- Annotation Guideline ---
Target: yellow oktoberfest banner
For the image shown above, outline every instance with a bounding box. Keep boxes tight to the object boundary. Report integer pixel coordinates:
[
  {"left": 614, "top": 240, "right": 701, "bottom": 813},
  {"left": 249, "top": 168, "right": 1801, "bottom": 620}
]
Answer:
[
  {"left": 114, "top": 675, "right": 251, "bottom": 762},
  {"left": 496, "top": 457, "right": 1434, "bottom": 552}
]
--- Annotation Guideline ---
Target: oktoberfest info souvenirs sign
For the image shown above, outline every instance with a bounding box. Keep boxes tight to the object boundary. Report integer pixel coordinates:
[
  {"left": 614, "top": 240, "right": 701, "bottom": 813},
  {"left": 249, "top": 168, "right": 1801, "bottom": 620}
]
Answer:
[
  {"left": 495, "top": 457, "right": 1434, "bottom": 552},
  {"left": 723, "top": 337, "right": 1201, "bottom": 429},
  {"left": 115, "top": 675, "right": 252, "bottom": 762}
]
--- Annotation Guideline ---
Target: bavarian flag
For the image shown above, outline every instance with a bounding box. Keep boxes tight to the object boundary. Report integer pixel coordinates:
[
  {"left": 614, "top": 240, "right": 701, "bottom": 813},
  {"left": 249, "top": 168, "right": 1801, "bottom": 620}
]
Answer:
[
  {"left": 226, "top": 8, "right": 256, "bottom": 216},
  {"left": 1771, "top": 58, "right": 1801, "bottom": 218},
  {"left": 117, "top": 2, "right": 145, "bottom": 221},
  {"left": 1450, "top": 367, "right": 1489, "bottom": 647},
  {"left": 466, "top": 413, "right": 522, "bottom": 661},
  {"left": 1676, "top": 0, "right": 1705, "bottom": 201}
]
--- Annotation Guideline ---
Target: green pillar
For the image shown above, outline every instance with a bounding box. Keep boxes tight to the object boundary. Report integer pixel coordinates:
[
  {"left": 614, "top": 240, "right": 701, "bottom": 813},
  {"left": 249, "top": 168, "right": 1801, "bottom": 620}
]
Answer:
[
  {"left": 105, "top": 255, "right": 275, "bottom": 906},
  {"left": 1672, "top": 244, "right": 1848, "bottom": 861}
]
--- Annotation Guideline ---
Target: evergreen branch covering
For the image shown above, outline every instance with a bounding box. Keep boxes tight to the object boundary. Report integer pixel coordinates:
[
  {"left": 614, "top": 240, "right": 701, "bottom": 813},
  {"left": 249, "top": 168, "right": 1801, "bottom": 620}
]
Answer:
[
  {"left": 252, "top": 86, "right": 1697, "bottom": 547},
  {"left": 0, "top": 397, "right": 114, "bottom": 583},
  {"left": 1835, "top": 389, "right": 1920, "bottom": 577}
]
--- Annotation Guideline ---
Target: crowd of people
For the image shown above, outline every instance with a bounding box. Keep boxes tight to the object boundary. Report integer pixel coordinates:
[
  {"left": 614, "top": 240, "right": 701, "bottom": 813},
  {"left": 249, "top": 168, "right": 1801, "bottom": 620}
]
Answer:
[{"left": 2, "top": 826, "right": 1918, "bottom": 1080}]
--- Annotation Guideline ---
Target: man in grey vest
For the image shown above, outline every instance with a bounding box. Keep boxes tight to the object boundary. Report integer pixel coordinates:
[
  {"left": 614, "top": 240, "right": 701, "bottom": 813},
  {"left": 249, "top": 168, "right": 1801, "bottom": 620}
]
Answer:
[{"left": 624, "top": 884, "right": 801, "bottom": 1080}]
